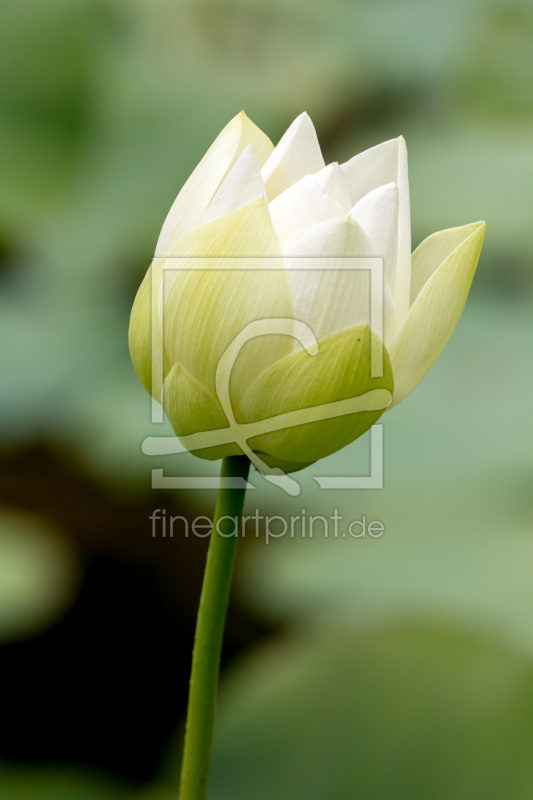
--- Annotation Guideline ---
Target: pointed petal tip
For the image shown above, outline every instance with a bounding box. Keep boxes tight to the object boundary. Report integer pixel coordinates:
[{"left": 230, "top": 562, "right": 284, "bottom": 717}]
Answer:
[
  {"left": 470, "top": 221, "right": 487, "bottom": 243},
  {"left": 240, "top": 141, "right": 257, "bottom": 155},
  {"left": 376, "top": 134, "right": 405, "bottom": 147},
  {"left": 296, "top": 111, "right": 314, "bottom": 126},
  {"left": 227, "top": 110, "right": 246, "bottom": 126},
  {"left": 459, "top": 220, "right": 486, "bottom": 229},
  {"left": 233, "top": 109, "right": 253, "bottom": 127},
  {"left": 459, "top": 220, "right": 487, "bottom": 239}
]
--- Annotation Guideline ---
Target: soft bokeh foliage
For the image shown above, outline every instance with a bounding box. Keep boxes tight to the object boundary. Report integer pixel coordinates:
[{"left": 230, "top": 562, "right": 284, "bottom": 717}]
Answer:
[
  {"left": 0, "top": 510, "right": 79, "bottom": 641},
  {"left": 1, "top": 0, "right": 533, "bottom": 796}
]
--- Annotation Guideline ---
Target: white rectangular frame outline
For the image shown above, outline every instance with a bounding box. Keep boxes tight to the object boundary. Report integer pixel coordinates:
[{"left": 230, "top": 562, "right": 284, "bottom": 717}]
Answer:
[
  {"left": 143, "top": 256, "right": 386, "bottom": 493},
  {"left": 146, "top": 424, "right": 383, "bottom": 492},
  {"left": 151, "top": 256, "right": 385, "bottom": 423}
]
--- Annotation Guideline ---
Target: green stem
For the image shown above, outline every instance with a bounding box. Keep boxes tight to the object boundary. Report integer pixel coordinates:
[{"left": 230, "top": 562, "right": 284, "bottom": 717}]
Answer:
[{"left": 178, "top": 455, "right": 251, "bottom": 800}]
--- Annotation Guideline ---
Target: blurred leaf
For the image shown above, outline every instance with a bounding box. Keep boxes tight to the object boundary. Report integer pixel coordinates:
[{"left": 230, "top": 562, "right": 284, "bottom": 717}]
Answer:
[
  {"left": 408, "top": 127, "right": 533, "bottom": 261},
  {"left": 0, "top": 509, "right": 79, "bottom": 641},
  {"left": 0, "top": 763, "right": 130, "bottom": 800},
  {"left": 452, "top": 4, "right": 533, "bottom": 121},
  {"left": 0, "top": 0, "right": 104, "bottom": 220},
  {"left": 235, "top": 298, "right": 533, "bottom": 652},
  {"left": 204, "top": 625, "right": 533, "bottom": 800},
  {"left": 1, "top": 0, "right": 532, "bottom": 491}
]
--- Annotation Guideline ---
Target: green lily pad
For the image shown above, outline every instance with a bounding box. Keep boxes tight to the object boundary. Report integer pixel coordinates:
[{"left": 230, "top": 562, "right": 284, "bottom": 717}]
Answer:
[{"left": 206, "top": 625, "right": 533, "bottom": 800}]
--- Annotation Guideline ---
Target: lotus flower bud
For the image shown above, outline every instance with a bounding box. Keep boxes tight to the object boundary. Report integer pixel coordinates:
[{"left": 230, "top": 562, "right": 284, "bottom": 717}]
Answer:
[{"left": 129, "top": 112, "right": 485, "bottom": 472}]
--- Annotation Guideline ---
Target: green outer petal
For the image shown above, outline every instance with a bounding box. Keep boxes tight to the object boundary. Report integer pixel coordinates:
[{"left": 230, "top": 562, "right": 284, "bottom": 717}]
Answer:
[
  {"left": 128, "top": 259, "right": 169, "bottom": 402},
  {"left": 162, "top": 198, "right": 294, "bottom": 401},
  {"left": 156, "top": 112, "right": 273, "bottom": 257},
  {"left": 389, "top": 221, "right": 486, "bottom": 408},
  {"left": 163, "top": 362, "right": 242, "bottom": 461},
  {"left": 256, "top": 453, "right": 316, "bottom": 473},
  {"left": 410, "top": 221, "right": 484, "bottom": 305},
  {"left": 130, "top": 112, "right": 273, "bottom": 401},
  {"left": 203, "top": 144, "right": 266, "bottom": 224},
  {"left": 237, "top": 325, "right": 394, "bottom": 464}
]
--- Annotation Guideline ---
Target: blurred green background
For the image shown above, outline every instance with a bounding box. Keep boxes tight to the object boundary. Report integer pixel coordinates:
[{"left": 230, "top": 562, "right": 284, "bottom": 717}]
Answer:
[{"left": 1, "top": 0, "right": 533, "bottom": 797}]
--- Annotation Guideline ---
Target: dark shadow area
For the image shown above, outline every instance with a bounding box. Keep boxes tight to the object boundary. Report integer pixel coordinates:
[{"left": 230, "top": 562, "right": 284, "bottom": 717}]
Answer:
[{"left": 0, "top": 446, "right": 274, "bottom": 783}]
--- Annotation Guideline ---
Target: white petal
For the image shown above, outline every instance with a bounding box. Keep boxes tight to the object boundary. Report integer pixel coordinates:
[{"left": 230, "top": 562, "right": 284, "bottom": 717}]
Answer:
[
  {"left": 261, "top": 112, "right": 325, "bottom": 202},
  {"left": 268, "top": 174, "right": 343, "bottom": 246},
  {"left": 315, "top": 162, "right": 352, "bottom": 213},
  {"left": 350, "top": 182, "right": 398, "bottom": 294},
  {"left": 314, "top": 162, "right": 335, "bottom": 193},
  {"left": 282, "top": 215, "right": 398, "bottom": 346},
  {"left": 156, "top": 112, "right": 273, "bottom": 257},
  {"left": 341, "top": 137, "right": 411, "bottom": 323},
  {"left": 203, "top": 144, "right": 266, "bottom": 224},
  {"left": 388, "top": 222, "right": 486, "bottom": 407}
]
